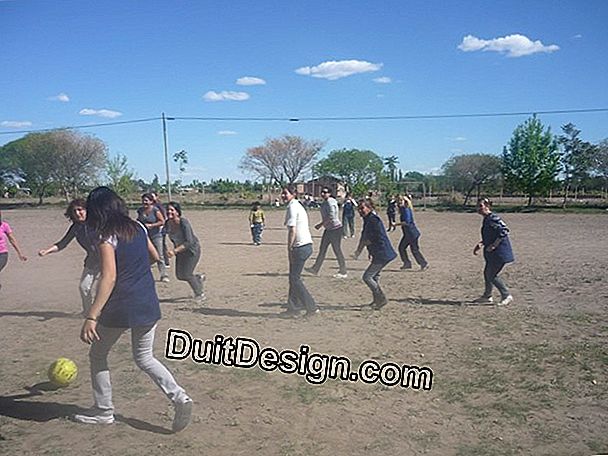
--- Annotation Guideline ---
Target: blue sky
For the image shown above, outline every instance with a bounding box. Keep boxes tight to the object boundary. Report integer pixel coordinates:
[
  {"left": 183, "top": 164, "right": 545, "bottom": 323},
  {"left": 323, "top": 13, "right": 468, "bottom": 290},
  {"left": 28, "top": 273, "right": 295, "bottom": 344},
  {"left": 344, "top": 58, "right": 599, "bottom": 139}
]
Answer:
[{"left": 1, "top": 0, "right": 607, "bottom": 182}]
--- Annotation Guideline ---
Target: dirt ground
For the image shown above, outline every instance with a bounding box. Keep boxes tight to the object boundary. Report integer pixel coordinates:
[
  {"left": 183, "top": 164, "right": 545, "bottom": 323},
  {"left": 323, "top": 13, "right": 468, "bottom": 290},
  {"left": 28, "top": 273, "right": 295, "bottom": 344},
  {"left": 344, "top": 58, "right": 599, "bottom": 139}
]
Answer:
[{"left": 0, "top": 207, "right": 606, "bottom": 456}]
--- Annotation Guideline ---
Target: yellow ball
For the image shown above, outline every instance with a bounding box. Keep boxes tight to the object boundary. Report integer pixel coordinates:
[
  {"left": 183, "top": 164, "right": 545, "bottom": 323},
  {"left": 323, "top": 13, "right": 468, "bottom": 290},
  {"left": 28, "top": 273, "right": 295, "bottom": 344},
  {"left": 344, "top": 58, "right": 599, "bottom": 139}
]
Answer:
[{"left": 48, "top": 357, "right": 78, "bottom": 387}]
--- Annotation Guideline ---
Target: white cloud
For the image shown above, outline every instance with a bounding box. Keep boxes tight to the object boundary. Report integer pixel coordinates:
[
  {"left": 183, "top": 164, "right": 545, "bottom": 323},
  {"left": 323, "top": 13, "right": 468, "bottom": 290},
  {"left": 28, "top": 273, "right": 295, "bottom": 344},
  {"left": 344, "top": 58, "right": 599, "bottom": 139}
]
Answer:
[
  {"left": 1, "top": 120, "right": 32, "bottom": 128},
  {"left": 295, "top": 59, "right": 383, "bottom": 80},
  {"left": 458, "top": 34, "right": 559, "bottom": 57},
  {"left": 218, "top": 130, "right": 237, "bottom": 135},
  {"left": 373, "top": 76, "right": 392, "bottom": 84},
  {"left": 79, "top": 108, "right": 123, "bottom": 118},
  {"left": 572, "top": 34, "right": 582, "bottom": 39},
  {"left": 48, "top": 92, "right": 70, "bottom": 102},
  {"left": 451, "top": 136, "right": 467, "bottom": 142},
  {"left": 236, "top": 76, "right": 266, "bottom": 86},
  {"left": 203, "top": 91, "right": 250, "bottom": 102}
]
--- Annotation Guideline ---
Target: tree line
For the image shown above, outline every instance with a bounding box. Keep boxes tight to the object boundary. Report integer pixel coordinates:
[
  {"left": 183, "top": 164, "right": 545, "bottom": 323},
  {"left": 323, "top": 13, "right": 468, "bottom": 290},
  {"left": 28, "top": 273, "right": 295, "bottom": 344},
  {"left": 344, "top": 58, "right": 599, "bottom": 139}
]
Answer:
[{"left": 1, "top": 116, "right": 607, "bottom": 206}]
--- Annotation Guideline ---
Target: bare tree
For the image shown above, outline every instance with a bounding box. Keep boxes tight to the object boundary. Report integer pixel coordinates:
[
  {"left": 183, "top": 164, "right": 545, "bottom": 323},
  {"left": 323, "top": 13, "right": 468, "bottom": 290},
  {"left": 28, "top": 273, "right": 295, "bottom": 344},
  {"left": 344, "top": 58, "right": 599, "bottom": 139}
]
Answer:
[
  {"left": 240, "top": 135, "right": 324, "bottom": 185},
  {"left": 51, "top": 130, "right": 108, "bottom": 200}
]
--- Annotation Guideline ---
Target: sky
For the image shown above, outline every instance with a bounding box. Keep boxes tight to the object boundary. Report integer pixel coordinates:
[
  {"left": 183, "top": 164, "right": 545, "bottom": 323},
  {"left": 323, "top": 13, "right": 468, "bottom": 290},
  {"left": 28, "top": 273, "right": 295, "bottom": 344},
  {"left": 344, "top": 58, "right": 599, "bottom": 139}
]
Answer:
[{"left": 1, "top": 0, "right": 607, "bottom": 183}]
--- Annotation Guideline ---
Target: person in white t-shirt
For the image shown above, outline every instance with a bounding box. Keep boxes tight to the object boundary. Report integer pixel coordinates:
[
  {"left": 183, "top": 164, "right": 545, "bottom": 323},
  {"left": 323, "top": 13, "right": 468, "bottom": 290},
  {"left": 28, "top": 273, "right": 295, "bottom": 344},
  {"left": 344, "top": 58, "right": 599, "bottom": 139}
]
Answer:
[{"left": 281, "top": 185, "right": 318, "bottom": 318}]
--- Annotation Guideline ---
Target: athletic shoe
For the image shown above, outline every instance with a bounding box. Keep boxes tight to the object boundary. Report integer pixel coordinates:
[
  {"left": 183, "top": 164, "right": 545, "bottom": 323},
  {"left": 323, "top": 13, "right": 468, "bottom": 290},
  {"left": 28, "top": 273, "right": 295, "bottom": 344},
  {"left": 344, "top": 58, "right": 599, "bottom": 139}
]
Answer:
[
  {"left": 194, "top": 293, "right": 207, "bottom": 305},
  {"left": 420, "top": 264, "right": 430, "bottom": 271},
  {"left": 73, "top": 407, "right": 115, "bottom": 425},
  {"left": 332, "top": 273, "right": 348, "bottom": 279},
  {"left": 372, "top": 299, "right": 388, "bottom": 310},
  {"left": 400, "top": 264, "right": 413, "bottom": 270},
  {"left": 343, "top": 236, "right": 348, "bottom": 239},
  {"left": 160, "top": 276, "right": 170, "bottom": 283},
  {"left": 172, "top": 397, "right": 193, "bottom": 433},
  {"left": 279, "top": 308, "right": 302, "bottom": 319},
  {"left": 498, "top": 295, "right": 513, "bottom": 306},
  {"left": 304, "top": 267, "right": 319, "bottom": 276},
  {"left": 472, "top": 296, "right": 493, "bottom": 304},
  {"left": 305, "top": 308, "right": 320, "bottom": 318}
]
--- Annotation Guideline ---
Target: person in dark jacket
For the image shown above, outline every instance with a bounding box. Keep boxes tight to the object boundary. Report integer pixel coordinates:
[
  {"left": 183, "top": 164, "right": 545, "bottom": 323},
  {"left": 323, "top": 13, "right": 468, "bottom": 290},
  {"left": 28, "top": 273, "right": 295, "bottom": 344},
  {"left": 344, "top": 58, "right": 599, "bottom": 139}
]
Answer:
[
  {"left": 473, "top": 198, "right": 514, "bottom": 306},
  {"left": 391, "top": 195, "right": 429, "bottom": 271},
  {"left": 352, "top": 199, "right": 397, "bottom": 310},
  {"left": 38, "top": 199, "right": 99, "bottom": 314},
  {"left": 164, "top": 201, "right": 205, "bottom": 303}
]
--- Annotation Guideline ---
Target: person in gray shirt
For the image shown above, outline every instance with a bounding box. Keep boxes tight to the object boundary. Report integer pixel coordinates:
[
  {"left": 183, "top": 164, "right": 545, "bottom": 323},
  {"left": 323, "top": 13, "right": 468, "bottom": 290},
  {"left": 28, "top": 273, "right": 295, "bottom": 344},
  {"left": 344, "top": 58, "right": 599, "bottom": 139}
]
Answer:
[
  {"left": 306, "top": 187, "right": 348, "bottom": 278},
  {"left": 164, "top": 202, "right": 205, "bottom": 303}
]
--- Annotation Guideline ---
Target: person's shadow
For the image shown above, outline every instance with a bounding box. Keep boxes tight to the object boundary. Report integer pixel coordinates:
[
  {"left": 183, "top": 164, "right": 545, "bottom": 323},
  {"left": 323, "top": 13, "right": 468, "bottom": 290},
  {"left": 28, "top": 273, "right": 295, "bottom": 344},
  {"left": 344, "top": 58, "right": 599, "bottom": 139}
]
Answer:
[{"left": 0, "top": 383, "right": 171, "bottom": 434}]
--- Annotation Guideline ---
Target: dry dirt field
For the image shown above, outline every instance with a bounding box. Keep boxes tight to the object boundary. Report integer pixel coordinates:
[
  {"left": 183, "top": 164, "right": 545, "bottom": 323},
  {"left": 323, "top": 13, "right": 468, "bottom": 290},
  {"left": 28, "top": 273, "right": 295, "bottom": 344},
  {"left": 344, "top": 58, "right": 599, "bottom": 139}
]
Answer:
[{"left": 0, "top": 207, "right": 607, "bottom": 456}]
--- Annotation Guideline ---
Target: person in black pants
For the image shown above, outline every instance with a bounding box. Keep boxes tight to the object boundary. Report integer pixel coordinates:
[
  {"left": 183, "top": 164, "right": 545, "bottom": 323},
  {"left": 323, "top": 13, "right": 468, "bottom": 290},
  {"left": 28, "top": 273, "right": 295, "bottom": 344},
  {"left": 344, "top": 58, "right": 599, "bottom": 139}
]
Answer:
[
  {"left": 473, "top": 198, "right": 514, "bottom": 306},
  {"left": 164, "top": 202, "right": 205, "bottom": 303},
  {"left": 391, "top": 195, "right": 428, "bottom": 271},
  {"left": 352, "top": 199, "right": 397, "bottom": 310},
  {"left": 386, "top": 196, "right": 397, "bottom": 231}
]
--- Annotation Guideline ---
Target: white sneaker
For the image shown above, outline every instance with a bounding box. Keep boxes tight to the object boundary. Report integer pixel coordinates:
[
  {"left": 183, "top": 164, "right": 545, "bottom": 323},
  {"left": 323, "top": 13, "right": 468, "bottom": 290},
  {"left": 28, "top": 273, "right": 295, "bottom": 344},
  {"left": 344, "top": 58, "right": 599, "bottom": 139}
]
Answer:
[
  {"left": 332, "top": 273, "right": 348, "bottom": 279},
  {"left": 172, "top": 397, "right": 193, "bottom": 433},
  {"left": 73, "top": 407, "right": 115, "bottom": 425},
  {"left": 498, "top": 295, "right": 513, "bottom": 306},
  {"left": 194, "top": 293, "right": 207, "bottom": 305},
  {"left": 160, "top": 276, "right": 170, "bottom": 283}
]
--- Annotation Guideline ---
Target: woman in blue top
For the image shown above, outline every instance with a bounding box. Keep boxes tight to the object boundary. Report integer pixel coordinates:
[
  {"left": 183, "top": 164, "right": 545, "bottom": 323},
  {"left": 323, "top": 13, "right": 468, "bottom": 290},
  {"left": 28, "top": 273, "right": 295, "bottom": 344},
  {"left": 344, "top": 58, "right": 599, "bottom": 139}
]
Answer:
[
  {"left": 352, "top": 199, "right": 397, "bottom": 310},
  {"left": 75, "top": 187, "right": 192, "bottom": 433},
  {"left": 473, "top": 198, "right": 514, "bottom": 306},
  {"left": 391, "top": 195, "right": 429, "bottom": 271},
  {"left": 38, "top": 199, "right": 99, "bottom": 314}
]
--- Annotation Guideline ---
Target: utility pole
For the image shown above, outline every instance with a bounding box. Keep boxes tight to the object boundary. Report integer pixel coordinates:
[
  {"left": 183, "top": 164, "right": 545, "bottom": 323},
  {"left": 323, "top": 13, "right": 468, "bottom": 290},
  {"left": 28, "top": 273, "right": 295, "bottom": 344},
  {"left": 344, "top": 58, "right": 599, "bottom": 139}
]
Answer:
[{"left": 162, "top": 112, "right": 172, "bottom": 201}]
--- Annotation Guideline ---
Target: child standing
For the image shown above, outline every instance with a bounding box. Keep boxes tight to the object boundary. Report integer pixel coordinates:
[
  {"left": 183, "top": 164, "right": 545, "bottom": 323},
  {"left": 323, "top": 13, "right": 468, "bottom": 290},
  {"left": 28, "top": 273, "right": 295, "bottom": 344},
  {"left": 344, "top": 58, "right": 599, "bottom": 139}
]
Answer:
[
  {"left": 249, "top": 202, "right": 265, "bottom": 245},
  {"left": 0, "top": 209, "right": 28, "bottom": 291}
]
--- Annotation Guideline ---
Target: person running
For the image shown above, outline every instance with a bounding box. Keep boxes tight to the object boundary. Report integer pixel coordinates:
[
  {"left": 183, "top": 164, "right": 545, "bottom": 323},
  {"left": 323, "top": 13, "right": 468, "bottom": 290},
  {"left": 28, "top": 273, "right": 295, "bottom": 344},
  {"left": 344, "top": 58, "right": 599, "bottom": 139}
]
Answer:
[
  {"left": 38, "top": 199, "right": 100, "bottom": 314},
  {"left": 306, "top": 187, "right": 348, "bottom": 279},
  {"left": 74, "top": 186, "right": 192, "bottom": 432},
  {"left": 248, "top": 201, "right": 265, "bottom": 245},
  {"left": 386, "top": 195, "right": 397, "bottom": 231},
  {"left": 352, "top": 199, "right": 397, "bottom": 310},
  {"left": 341, "top": 192, "right": 357, "bottom": 238},
  {"left": 0, "top": 209, "right": 27, "bottom": 291},
  {"left": 164, "top": 201, "right": 206, "bottom": 303},
  {"left": 281, "top": 185, "right": 318, "bottom": 318},
  {"left": 151, "top": 191, "right": 170, "bottom": 267},
  {"left": 137, "top": 193, "right": 169, "bottom": 282},
  {"left": 473, "top": 198, "right": 514, "bottom": 306},
  {"left": 391, "top": 195, "right": 429, "bottom": 271}
]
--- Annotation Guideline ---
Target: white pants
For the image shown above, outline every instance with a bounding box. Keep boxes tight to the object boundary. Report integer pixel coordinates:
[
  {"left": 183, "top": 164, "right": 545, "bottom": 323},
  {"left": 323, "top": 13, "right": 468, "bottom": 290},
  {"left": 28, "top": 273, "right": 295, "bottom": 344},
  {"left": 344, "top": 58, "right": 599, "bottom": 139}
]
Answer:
[
  {"left": 79, "top": 268, "right": 99, "bottom": 315},
  {"left": 89, "top": 323, "right": 187, "bottom": 413}
]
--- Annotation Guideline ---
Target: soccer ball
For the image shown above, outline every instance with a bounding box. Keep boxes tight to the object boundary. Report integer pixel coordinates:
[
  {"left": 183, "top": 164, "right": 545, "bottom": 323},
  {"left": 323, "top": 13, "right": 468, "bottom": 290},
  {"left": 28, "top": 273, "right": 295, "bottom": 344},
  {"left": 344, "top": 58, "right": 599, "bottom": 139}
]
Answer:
[{"left": 48, "top": 358, "right": 78, "bottom": 387}]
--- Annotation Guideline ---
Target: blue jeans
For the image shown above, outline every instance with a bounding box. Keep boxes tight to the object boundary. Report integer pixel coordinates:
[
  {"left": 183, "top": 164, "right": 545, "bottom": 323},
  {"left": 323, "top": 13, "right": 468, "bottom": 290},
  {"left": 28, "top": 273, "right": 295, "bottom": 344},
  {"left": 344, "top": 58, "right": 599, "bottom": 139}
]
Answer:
[
  {"left": 251, "top": 223, "right": 263, "bottom": 244},
  {"left": 288, "top": 244, "right": 317, "bottom": 312},
  {"left": 483, "top": 260, "right": 510, "bottom": 299},
  {"left": 362, "top": 259, "right": 392, "bottom": 304},
  {"left": 342, "top": 214, "right": 355, "bottom": 237}
]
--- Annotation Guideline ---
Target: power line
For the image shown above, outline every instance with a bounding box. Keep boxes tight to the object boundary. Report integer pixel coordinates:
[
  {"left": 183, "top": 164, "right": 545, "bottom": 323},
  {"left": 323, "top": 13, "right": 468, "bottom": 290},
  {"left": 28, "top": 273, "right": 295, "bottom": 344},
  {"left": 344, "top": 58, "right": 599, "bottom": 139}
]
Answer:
[
  {"left": 0, "top": 117, "right": 161, "bottom": 136},
  {"left": 173, "top": 108, "right": 608, "bottom": 122},
  {"left": 1, "top": 108, "right": 607, "bottom": 136}
]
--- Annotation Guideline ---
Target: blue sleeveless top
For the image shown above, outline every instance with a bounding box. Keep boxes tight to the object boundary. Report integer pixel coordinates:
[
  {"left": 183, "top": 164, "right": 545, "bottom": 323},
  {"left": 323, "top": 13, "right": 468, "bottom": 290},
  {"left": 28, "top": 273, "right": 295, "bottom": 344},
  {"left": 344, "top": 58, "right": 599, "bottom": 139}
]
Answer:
[{"left": 99, "top": 225, "right": 161, "bottom": 328}]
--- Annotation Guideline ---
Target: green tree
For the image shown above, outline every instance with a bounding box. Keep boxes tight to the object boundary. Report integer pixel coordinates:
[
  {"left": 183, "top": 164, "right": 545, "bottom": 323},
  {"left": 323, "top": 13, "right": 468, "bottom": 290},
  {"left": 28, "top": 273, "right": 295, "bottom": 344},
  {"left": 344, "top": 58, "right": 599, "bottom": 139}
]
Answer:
[
  {"left": 313, "top": 148, "right": 384, "bottom": 196},
  {"left": 1, "top": 133, "right": 60, "bottom": 204},
  {"left": 502, "top": 115, "right": 561, "bottom": 206},
  {"left": 442, "top": 153, "right": 502, "bottom": 206},
  {"left": 1, "top": 130, "right": 107, "bottom": 203},
  {"left": 240, "top": 135, "right": 324, "bottom": 185},
  {"left": 558, "top": 123, "right": 595, "bottom": 206},
  {"left": 106, "top": 153, "right": 137, "bottom": 197},
  {"left": 592, "top": 139, "right": 608, "bottom": 198}
]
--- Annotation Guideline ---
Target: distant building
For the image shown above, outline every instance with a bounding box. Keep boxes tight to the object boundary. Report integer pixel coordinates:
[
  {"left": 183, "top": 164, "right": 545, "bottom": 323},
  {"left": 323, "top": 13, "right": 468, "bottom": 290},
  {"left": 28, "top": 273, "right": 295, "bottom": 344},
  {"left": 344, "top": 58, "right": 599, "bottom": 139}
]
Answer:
[{"left": 296, "top": 176, "right": 346, "bottom": 198}]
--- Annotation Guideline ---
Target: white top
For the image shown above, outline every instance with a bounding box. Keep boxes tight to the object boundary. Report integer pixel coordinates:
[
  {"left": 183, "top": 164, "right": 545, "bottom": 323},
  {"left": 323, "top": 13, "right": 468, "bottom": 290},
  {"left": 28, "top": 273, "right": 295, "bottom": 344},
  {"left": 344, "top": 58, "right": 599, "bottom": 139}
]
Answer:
[{"left": 284, "top": 199, "right": 313, "bottom": 247}]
